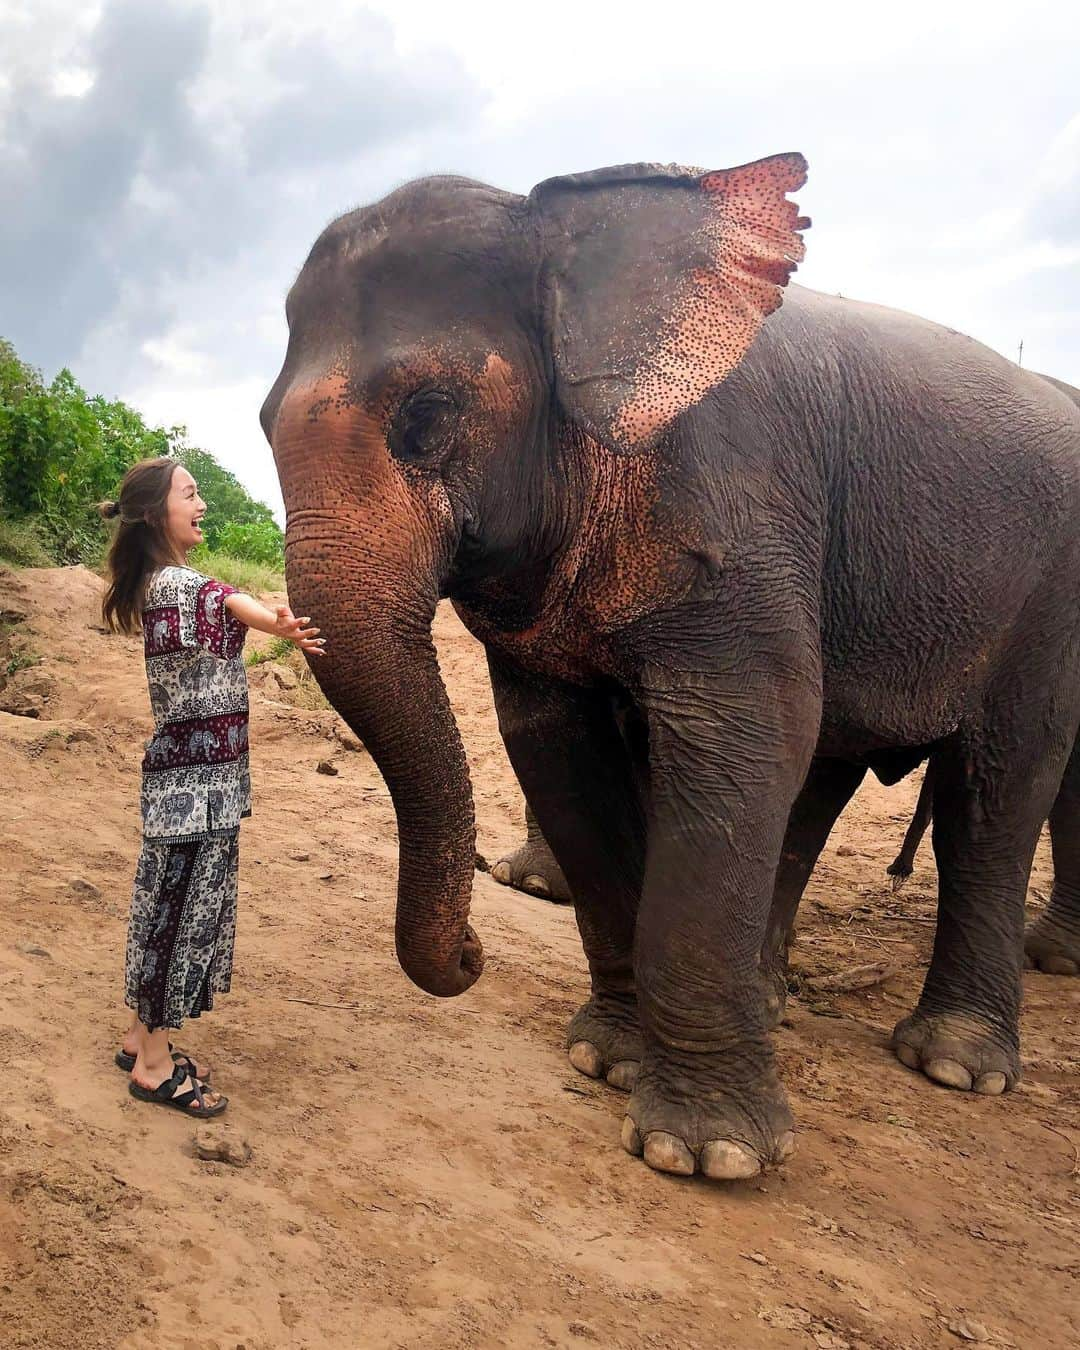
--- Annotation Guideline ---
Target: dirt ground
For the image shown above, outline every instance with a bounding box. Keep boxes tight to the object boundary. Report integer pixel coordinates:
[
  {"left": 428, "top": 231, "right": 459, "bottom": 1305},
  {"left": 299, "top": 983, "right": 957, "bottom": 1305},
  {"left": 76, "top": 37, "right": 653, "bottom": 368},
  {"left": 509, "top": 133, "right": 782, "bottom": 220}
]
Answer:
[{"left": 0, "top": 564, "right": 1077, "bottom": 1350}]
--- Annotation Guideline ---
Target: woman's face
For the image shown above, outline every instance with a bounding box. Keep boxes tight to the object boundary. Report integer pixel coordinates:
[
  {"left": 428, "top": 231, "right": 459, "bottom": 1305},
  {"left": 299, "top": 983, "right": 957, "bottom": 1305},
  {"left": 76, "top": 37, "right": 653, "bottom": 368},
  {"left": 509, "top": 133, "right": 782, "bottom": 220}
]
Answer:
[{"left": 163, "top": 466, "right": 207, "bottom": 559}]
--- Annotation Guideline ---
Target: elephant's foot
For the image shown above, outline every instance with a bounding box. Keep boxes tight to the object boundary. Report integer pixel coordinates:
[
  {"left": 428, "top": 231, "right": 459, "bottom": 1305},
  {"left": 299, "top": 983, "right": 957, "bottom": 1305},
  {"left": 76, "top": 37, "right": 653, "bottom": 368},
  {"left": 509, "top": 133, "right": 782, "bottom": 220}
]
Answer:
[
  {"left": 891, "top": 1010, "right": 1019, "bottom": 1094},
  {"left": 567, "top": 993, "right": 642, "bottom": 1092},
  {"left": 491, "top": 836, "right": 572, "bottom": 903},
  {"left": 621, "top": 1054, "right": 795, "bottom": 1181},
  {"left": 1024, "top": 908, "right": 1080, "bottom": 975}
]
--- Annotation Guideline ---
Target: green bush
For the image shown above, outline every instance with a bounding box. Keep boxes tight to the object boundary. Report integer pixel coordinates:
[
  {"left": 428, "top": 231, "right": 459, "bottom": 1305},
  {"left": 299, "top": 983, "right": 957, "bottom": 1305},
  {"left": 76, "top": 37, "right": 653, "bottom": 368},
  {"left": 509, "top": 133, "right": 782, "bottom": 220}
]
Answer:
[
  {"left": 215, "top": 518, "right": 284, "bottom": 567},
  {"left": 0, "top": 515, "right": 53, "bottom": 568},
  {"left": 0, "top": 335, "right": 284, "bottom": 572}
]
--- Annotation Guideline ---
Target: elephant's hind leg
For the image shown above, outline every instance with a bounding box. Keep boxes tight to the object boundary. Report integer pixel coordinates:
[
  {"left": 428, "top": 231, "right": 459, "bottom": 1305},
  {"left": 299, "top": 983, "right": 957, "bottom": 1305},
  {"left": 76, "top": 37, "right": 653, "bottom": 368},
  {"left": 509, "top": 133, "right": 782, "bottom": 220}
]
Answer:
[
  {"left": 487, "top": 656, "right": 647, "bottom": 1093},
  {"left": 491, "top": 802, "right": 573, "bottom": 903},
  {"left": 761, "top": 757, "right": 867, "bottom": 1027},
  {"left": 1025, "top": 732, "right": 1080, "bottom": 975},
  {"left": 892, "top": 657, "right": 1078, "bottom": 1095}
]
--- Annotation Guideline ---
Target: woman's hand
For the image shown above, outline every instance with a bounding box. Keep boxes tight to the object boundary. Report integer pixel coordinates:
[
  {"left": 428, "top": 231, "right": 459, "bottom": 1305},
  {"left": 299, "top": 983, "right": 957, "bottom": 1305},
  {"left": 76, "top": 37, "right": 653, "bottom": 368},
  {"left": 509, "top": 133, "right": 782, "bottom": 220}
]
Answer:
[
  {"left": 223, "top": 591, "right": 327, "bottom": 653},
  {"left": 272, "top": 605, "right": 326, "bottom": 655}
]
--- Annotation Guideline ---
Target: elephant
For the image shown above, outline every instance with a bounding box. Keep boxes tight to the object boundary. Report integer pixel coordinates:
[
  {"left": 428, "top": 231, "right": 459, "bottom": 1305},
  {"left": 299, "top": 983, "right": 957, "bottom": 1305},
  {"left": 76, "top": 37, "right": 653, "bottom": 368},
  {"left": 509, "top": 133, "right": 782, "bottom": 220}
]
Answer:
[
  {"left": 884, "top": 759, "right": 936, "bottom": 886},
  {"left": 756, "top": 731, "right": 1080, "bottom": 1029},
  {"left": 261, "top": 153, "right": 1080, "bottom": 1182},
  {"left": 186, "top": 728, "right": 220, "bottom": 760},
  {"left": 149, "top": 618, "right": 172, "bottom": 652}
]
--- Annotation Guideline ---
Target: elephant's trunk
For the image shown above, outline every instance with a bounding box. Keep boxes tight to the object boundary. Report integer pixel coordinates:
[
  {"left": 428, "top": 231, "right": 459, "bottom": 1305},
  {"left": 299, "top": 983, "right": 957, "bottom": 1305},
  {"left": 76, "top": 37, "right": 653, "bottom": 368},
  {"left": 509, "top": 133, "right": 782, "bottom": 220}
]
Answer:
[{"left": 284, "top": 521, "right": 483, "bottom": 998}]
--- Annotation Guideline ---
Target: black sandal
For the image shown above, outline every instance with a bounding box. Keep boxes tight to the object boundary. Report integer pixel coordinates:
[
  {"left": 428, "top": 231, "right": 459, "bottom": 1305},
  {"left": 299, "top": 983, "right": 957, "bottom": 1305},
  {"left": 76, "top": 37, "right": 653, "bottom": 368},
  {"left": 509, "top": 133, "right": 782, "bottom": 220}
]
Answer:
[
  {"left": 115, "top": 1044, "right": 210, "bottom": 1082},
  {"left": 128, "top": 1064, "right": 228, "bottom": 1118}
]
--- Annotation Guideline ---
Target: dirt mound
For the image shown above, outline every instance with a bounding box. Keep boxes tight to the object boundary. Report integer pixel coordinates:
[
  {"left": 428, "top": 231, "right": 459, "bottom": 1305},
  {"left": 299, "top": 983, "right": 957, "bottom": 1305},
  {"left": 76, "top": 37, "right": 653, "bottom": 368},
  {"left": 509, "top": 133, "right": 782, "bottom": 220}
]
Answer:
[{"left": 0, "top": 565, "right": 1077, "bottom": 1349}]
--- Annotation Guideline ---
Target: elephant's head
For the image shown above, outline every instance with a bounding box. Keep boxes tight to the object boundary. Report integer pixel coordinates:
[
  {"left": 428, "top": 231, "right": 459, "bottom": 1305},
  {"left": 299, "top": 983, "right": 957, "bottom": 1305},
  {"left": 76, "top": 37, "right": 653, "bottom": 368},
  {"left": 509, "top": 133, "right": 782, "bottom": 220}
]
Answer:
[{"left": 261, "top": 153, "right": 808, "bottom": 998}]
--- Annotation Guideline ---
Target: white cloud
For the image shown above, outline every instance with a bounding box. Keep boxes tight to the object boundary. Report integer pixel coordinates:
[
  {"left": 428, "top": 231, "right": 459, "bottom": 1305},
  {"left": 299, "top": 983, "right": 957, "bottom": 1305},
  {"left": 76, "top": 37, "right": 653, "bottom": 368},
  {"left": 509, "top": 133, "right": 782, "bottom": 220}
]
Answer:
[
  {"left": 140, "top": 335, "right": 211, "bottom": 379},
  {"left": 50, "top": 67, "right": 95, "bottom": 98}
]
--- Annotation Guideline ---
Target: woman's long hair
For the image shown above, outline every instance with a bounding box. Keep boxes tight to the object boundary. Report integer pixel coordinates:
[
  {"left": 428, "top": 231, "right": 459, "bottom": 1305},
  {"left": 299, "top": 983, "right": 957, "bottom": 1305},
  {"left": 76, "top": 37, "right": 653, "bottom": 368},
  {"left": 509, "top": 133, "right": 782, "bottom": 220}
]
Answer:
[{"left": 99, "top": 457, "right": 180, "bottom": 635}]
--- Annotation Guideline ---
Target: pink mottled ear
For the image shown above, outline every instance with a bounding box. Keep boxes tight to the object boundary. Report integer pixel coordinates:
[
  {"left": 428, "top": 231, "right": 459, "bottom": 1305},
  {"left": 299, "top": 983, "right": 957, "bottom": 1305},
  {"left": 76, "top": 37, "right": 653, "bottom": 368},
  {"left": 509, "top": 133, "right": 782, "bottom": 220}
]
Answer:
[{"left": 529, "top": 153, "right": 809, "bottom": 451}]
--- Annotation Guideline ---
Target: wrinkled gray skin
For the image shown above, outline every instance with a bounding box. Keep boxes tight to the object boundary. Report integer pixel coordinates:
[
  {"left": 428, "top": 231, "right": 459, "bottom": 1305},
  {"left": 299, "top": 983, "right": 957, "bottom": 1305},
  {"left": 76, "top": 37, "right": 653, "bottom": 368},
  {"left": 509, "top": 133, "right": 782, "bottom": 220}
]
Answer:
[
  {"left": 497, "top": 376, "right": 1080, "bottom": 992},
  {"left": 263, "top": 158, "right": 1080, "bottom": 1181}
]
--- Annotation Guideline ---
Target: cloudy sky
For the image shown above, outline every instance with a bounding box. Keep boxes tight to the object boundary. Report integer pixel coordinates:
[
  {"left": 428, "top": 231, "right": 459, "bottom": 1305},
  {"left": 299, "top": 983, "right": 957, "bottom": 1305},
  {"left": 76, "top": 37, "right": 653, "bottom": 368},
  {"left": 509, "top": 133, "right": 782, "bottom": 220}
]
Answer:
[{"left": 2, "top": 0, "right": 1078, "bottom": 518}]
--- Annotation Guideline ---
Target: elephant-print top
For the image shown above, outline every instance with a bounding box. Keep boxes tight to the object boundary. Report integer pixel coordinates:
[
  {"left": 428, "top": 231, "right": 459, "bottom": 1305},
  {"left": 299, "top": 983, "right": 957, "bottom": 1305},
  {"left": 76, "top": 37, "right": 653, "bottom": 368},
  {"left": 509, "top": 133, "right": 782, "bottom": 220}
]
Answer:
[{"left": 140, "top": 566, "right": 251, "bottom": 840}]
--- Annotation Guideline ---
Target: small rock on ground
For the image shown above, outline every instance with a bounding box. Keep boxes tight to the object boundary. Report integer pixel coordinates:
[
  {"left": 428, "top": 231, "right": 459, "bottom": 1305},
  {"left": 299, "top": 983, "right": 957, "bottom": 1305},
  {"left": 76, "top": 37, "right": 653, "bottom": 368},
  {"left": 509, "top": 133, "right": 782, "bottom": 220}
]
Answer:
[
  {"left": 15, "top": 941, "right": 51, "bottom": 958},
  {"left": 315, "top": 759, "right": 339, "bottom": 776},
  {"left": 334, "top": 726, "right": 363, "bottom": 752},
  {"left": 944, "top": 1317, "right": 991, "bottom": 1343},
  {"left": 192, "top": 1130, "right": 252, "bottom": 1166}
]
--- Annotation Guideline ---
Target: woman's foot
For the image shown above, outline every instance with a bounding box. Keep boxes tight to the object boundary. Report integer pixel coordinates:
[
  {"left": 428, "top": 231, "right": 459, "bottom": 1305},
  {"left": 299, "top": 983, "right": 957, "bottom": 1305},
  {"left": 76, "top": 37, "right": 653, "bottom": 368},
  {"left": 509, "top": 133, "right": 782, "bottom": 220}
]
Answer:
[
  {"left": 127, "top": 1025, "right": 224, "bottom": 1115},
  {"left": 129, "top": 1063, "right": 227, "bottom": 1117}
]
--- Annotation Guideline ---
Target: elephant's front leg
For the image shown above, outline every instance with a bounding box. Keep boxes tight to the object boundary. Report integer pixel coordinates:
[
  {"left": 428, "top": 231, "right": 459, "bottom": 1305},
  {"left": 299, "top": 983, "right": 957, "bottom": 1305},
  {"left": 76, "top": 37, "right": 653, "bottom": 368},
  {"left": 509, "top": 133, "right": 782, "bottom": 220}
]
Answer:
[
  {"left": 487, "top": 656, "right": 648, "bottom": 1091},
  {"left": 625, "top": 655, "right": 820, "bottom": 1180}
]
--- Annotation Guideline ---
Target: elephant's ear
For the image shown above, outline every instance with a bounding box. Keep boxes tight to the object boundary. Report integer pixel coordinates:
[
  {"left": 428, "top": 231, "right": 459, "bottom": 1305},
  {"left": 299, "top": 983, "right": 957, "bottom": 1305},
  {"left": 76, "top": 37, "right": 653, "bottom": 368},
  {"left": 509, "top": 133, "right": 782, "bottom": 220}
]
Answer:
[{"left": 528, "top": 152, "right": 809, "bottom": 452}]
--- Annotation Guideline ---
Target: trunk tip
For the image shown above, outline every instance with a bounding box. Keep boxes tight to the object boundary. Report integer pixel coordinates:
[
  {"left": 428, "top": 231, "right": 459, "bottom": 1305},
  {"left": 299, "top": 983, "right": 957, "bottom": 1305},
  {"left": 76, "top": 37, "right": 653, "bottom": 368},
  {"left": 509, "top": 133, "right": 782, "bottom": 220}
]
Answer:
[{"left": 399, "top": 924, "right": 484, "bottom": 998}]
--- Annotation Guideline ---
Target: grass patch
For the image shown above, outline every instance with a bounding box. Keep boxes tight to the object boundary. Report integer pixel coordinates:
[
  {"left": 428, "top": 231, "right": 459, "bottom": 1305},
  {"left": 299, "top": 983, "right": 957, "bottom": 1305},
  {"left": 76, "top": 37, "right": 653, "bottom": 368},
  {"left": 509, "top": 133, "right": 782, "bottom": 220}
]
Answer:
[
  {"left": 188, "top": 547, "right": 285, "bottom": 596},
  {"left": 0, "top": 515, "right": 55, "bottom": 568},
  {"left": 5, "top": 645, "right": 41, "bottom": 677},
  {"left": 246, "top": 635, "right": 296, "bottom": 667}
]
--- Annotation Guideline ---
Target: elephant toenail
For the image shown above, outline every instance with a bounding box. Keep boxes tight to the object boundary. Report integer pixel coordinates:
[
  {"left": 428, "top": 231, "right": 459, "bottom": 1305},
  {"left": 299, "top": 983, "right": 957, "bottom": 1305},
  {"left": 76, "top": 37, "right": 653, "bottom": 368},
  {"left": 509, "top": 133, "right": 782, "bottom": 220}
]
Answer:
[
  {"left": 700, "top": 1139, "right": 761, "bottom": 1180},
  {"left": 620, "top": 1116, "right": 643, "bottom": 1156},
  {"left": 522, "top": 874, "right": 551, "bottom": 897},
  {"left": 894, "top": 1043, "right": 921, "bottom": 1070},
  {"left": 605, "top": 1060, "right": 638, "bottom": 1092},
  {"left": 643, "top": 1131, "right": 695, "bottom": 1176},
  {"left": 924, "top": 1058, "right": 974, "bottom": 1091},
  {"left": 774, "top": 1130, "right": 797, "bottom": 1163},
  {"left": 568, "top": 1041, "right": 603, "bottom": 1078},
  {"left": 491, "top": 862, "right": 511, "bottom": 884},
  {"left": 974, "top": 1070, "right": 1008, "bottom": 1095}
]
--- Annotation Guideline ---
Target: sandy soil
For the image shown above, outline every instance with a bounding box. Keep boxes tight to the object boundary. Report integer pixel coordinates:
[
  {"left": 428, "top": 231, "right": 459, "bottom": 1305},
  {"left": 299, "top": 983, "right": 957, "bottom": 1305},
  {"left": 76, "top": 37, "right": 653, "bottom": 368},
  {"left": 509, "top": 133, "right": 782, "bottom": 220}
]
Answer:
[{"left": 0, "top": 564, "right": 1077, "bottom": 1350}]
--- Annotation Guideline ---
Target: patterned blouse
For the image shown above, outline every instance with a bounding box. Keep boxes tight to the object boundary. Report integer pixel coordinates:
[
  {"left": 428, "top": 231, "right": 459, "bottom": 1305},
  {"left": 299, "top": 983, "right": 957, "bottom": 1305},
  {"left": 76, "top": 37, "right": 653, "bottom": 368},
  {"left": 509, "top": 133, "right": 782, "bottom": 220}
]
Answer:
[{"left": 141, "top": 566, "right": 251, "bottom": 840}]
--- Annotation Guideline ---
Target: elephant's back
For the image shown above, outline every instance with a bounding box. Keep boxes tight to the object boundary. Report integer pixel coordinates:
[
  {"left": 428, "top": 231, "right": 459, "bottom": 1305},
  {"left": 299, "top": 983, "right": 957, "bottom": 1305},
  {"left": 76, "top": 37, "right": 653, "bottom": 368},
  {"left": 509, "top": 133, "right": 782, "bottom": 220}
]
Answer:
[
  {"left": 742, "top": 282, "right": 1080, "bottom": 509},
  {"left": 769, "top": 284, "right": 1077, "bottom": 429},
  {"left": 724, "top": 284, "right": 1080, "bottom": 751}
]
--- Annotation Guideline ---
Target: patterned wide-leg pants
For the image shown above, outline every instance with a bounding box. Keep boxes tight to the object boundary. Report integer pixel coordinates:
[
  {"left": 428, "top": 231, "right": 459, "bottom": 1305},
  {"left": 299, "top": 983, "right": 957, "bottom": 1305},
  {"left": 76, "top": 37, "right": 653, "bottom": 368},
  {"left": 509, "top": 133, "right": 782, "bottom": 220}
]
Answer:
[{"left": 124, "top": 829, "right": 240, "bottom": 1031}]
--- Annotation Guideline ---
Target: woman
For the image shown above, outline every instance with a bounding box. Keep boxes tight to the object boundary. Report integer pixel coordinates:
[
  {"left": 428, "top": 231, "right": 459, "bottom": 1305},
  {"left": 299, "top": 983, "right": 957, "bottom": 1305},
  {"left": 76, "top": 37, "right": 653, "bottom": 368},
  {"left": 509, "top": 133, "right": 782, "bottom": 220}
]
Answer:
[{"left": 100, "top": 456, "right": 325, "bottom": 1117}]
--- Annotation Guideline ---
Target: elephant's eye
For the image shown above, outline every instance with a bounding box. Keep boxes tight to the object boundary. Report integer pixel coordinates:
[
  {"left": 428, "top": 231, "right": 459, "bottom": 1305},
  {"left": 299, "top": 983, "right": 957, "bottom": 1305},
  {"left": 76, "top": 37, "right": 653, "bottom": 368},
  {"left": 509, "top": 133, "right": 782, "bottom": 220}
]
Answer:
[{"left": 389, "top": 389, "right": 460, "bottom": 466}]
